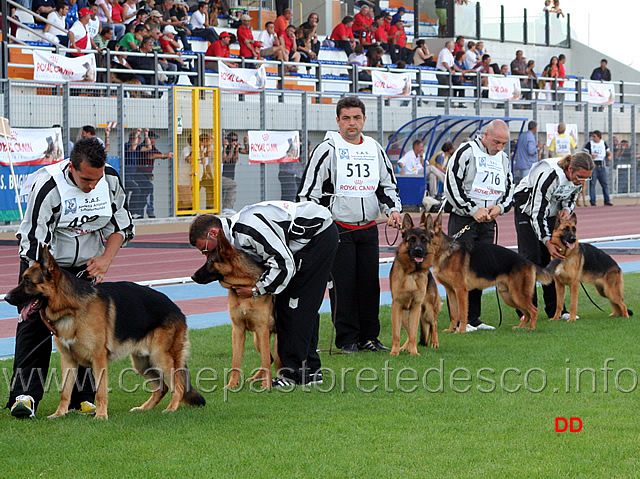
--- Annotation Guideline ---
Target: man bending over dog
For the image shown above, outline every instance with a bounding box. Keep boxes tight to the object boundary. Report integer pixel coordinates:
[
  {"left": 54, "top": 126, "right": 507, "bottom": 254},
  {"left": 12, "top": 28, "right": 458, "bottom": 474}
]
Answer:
[
  {"left": 189, "top": 201, "right": 338, "bottom": 388},
  {"left": 442, "top": 119, "right": 515, "bottom": 331},
  {"left": 7, "top": 138, "right": 135, "bottom": 418}
]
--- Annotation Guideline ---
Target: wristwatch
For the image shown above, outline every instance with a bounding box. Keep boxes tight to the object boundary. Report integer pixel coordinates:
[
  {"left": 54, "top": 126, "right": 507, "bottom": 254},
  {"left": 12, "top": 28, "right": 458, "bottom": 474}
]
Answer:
[{"left": 251, "top": 286, "right": 260, "bottom": 298}]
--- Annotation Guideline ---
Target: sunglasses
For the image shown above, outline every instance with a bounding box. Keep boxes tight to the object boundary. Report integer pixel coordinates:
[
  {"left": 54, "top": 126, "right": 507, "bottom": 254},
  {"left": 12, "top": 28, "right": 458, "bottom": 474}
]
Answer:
[{"left": 200, "top": 231, "right": 212, "bottom": 255}]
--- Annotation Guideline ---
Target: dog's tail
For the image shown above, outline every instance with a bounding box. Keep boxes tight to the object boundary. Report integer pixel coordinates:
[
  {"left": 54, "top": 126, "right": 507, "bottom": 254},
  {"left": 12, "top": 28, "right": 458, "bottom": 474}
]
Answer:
[
  {"left": 536, "top": 259, "right": 561, "bottom": 285},
  {"left": 182, "top": 369, "right": 206, "bottom": 407}
]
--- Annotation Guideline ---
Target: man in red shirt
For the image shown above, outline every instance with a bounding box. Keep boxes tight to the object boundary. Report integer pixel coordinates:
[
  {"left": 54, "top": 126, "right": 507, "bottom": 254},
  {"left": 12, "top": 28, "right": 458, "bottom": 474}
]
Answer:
[
  {"left": 279, "top": 25, "right": 301, "bottom": 71},
  {"left": 388, "top": 19, "right": 411, "bottom": 64},
  {"left": 237, "top": 13, "right": 257, "bottom": 60},
  {"left": 453, "top": 35, "right": 465, "bottom": 55},
  {"left": 274, "top": 8, "right": 292, "bottom": 36},
  {"left": 330, "top": 15, "right": 356, "bottom": 56},
  {"left": 373, "top": 14, "right": 389, "bottom": 51},
  {"left": 205, "top": 31, "right": 238, "bottom": 71},
  {"left": 352, "top": 5, "right": 372, "bottom": 39}
]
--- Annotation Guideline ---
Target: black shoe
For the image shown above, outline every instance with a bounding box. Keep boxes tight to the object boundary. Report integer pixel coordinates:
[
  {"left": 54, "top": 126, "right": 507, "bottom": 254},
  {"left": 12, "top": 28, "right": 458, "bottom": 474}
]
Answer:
[
  {"left": 358, "top": 339, "right": 390, "bottom": 351},
  {"left": 147, "top": 212, "right": 156, "bottom": 218},
  {"left": 590, "top": 203, "right": 596, "bottom": 206},
  {"left": 341, "top": 343, "right": 359, "bottom": 354},
  {"left": 272, "top": 376, "right": 297, "bottom": 388},
  {"left": 604, "top": 202, "right": 614, "bottom": 206},
  {"left": 303, "top": 372, "right": 323, "bottom": 385}
]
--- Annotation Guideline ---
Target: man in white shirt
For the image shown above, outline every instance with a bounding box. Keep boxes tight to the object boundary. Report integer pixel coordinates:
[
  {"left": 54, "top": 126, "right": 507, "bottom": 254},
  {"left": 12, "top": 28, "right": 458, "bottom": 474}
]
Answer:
[
  {"left": 436, "top": 40, "right": 455, "bottom": 97},
  {"left": 258, "top": 21, "right": 286, "bottom": 61},
  {"left": 399, "top": 139, "right": 446, "bottom": 196},
  {"left": 188, "top": 1, "right": 217, "bottom": 43}
]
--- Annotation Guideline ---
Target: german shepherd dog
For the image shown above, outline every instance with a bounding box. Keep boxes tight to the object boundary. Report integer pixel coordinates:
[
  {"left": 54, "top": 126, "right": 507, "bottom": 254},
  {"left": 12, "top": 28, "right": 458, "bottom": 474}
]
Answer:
[
  {"left": 192, "top": 232, "right": 279, "bottom": 389},
  {"left": 4, "top": 245, "right": 205, "bottom": 419},
  {"left": 549, "top": 214, "right": 632, "bottom": 321},
  {"left": 425, "top": 212, "right": 556, "bottom": 332},
  {"left": 390, "top": 213, "right": 440, "bottom": 355}
]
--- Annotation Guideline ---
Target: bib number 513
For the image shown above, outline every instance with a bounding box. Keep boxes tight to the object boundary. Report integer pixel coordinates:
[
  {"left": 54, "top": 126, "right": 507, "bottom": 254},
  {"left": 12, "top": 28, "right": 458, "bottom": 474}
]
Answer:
[{"left": 346, "top": 163, "right": 370, "bottom": 178}]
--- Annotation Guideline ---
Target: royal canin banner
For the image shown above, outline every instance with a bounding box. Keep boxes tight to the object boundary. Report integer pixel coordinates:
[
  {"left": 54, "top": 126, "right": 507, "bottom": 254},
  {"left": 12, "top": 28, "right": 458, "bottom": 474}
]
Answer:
[
  {"left": 219, "top": 63, "right": 266, "bottom": 91},
  {"left": 247, "top": 131, "right": 300, "bottom": 164},
  {"left": 33, "top": 51, "right": 96, "bottom": 82},
  {"left": 372, "top": 70, "right": 411, "bottom": 96},
  {"left": 0, "top": 127, "right": 65, "bottom": 166},
  {"left": 488, "top": 76, "right": 521, "bottom": 100},
  {"left": 586, "top": 82, "right": 615, "bottom": 104}
]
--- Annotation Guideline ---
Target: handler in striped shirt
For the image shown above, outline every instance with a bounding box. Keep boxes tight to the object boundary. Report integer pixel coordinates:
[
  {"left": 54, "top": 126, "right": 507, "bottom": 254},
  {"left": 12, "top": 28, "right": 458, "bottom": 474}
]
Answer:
[
  {"left": 513, "top": 152, "right": 594, "bottom": 318},
  {"left": 189, "top": 201, "right": 338, "bottom": 387}
]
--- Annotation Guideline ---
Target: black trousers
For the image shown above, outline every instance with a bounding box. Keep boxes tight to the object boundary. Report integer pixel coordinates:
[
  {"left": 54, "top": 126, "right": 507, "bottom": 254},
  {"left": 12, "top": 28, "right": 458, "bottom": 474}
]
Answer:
[
  {"left": 447, "top": 212, "right": 496, "bottom": 325},
  {"left": 330, "top": 223, "right": 381, "bottom": 348},
  {"left": 6, "top": 262, "right": 96, "bottom": 412},
  {"left": 276, "top": 224, "right": 338, "bottom": 383},
  {"left": 514, "top": 206, "right": 560, "bottom": 318}
]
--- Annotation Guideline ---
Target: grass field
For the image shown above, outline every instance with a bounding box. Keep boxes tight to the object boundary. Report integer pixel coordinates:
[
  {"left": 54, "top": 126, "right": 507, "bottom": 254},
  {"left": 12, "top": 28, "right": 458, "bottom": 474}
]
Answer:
[{"left": 1, "top": 273, "right": 639, "bottom": 478}]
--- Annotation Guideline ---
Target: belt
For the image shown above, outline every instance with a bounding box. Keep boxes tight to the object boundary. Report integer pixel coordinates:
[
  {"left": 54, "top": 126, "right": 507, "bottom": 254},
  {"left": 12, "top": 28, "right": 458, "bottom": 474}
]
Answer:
[{"left": 594, "top": 160, "right": 603, "bottom": 167}]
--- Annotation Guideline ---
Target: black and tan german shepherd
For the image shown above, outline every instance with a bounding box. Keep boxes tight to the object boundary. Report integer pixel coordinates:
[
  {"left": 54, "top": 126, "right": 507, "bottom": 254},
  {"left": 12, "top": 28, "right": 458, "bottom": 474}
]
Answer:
[
  {"left": 4, "top": 245, "right": 205, "bottom": 420},
  {"left": 549, "top": 214, "right": 632, "bottom": 321},
  {"left": 425, "top": 212, "right": 556, "bottom": 332},
  {"left": 192, "top": 231, "right": 279, "bottom": 389},
  {"left": 390, "top": 213, "right": 440, "bottom": 355}
]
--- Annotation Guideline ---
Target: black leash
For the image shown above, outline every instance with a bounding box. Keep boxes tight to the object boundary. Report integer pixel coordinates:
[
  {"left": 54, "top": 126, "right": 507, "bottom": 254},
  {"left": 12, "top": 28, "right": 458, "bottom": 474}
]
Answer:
[
  {"left": 494, "top": 221, "right": 503, "bottom": 328},
  {"left": 579, "top": 282, "right": 607, "bottom": 313}
]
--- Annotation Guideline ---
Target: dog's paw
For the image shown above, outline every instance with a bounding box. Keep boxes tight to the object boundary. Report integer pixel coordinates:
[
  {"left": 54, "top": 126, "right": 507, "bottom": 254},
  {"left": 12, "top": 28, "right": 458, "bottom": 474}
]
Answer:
[
  {"left": 443, "top": 328, "right": 455, "bottom": 332},
  {"left": 47, "top": 411, "right": 66, "bottom": 419},
  {"left": 430, "top": 342, "right": 439, "bottom": 348},
  {"left": 94, "top": 413, "right": 108, "bottom": 420},
  {"left": 390, "top": 350, "right": 400, "bottom": 356}
]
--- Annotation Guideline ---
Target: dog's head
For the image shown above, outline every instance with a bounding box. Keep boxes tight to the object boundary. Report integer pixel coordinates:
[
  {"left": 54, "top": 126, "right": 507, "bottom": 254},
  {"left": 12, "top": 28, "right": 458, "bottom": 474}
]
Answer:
[
  {"left": 552, "top": 213, "right": 578, "bottom": 253},
  {"left": 5, "top": 245, "right": 60, "bottom": 321},
  {"left": 191, "top": 231, "right": 236, "bottom": 285},
  {"left": 400, "top": 212, "right": 434, "bottom": 265}
]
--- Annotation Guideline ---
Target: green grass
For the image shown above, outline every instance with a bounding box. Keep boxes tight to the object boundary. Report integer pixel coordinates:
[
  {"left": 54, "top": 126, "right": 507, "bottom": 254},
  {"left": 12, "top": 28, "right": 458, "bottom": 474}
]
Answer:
[{"left": 1, "top": 273, "right": 639, "bottom": 478}]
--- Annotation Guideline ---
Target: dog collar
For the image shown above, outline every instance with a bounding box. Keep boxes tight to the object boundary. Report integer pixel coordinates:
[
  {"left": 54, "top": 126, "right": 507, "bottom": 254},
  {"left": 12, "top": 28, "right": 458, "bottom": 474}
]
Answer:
[{"left": 39, "top": 310, "right": 57, "bottom": 336}]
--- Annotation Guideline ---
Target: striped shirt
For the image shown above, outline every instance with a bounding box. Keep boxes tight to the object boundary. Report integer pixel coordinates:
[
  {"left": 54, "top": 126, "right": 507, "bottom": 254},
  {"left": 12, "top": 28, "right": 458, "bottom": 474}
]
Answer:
[
  {"left": 297, "top": 133, "right": 401, "bottom": 224},
  {"left": 514, "top": 159, "right": 579, "bottom": 243},
  {"left": 220, "top": 201, "right": 333, "bottom": 295},
  {"left": 444, "top": 138, "right": 514, "bottom": 217},
  {"left": 17, "top": 163, "right": 134, "bottom": 267}
]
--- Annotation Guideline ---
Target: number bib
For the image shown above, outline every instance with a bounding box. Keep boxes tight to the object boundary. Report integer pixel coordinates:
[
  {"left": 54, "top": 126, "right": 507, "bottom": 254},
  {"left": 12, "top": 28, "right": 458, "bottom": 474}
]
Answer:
[
  {"left": 469, "top": 141, "right": 506, "bottom": 201},
  {"left": 332, "top": 132, "right": 380, "bottom": 198},
  {"left": 590, "top": 140, "right": 606, "bottom": 162},
  {"left": 554, "top": 136, "right": 571, "bottom": 156},
  {"left": 46, "top": 160, "right": 112, "bottom": 238}
]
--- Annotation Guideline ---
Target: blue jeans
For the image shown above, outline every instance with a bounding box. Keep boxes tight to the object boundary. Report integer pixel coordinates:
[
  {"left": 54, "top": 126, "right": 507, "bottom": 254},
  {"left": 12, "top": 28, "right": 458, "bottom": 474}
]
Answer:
[{"left": 589, "top": 165, "right": 610, "bottom": 205}]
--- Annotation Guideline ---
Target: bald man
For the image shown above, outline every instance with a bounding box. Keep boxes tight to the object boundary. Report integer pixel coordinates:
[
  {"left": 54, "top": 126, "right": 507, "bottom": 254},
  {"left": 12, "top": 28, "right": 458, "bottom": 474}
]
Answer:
[{"left": 443, "top": 120, "right": 515, "bottom": 331}]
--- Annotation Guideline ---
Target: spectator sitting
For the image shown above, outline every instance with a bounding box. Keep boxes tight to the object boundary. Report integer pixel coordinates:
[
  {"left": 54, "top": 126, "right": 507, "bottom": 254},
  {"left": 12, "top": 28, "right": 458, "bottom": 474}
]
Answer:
[
  {"left": 390, "top": 6, "right": 405, "bottom": 26},
  {"left": 295, "top": 26, "right": 317, "bottom": 69},
  {"left": 159, "top": 0, "right": 191, "bottom": 51},
  {"left": 205, "top": 31, "right": 238, "bottom": 71},
  {"left": 119, "top": 23, "right": 148, "bottom": 51},
  {"left": 258, "top": 21, "right": 287, "bottom": 61},
  {"left": 299, "top": 12, "right": 320, "bottom": 58},
  {"left": 126, "top": 37, "right": 159, "bottom": 84},
  {"left": 453, "top": 35, "right": 465, "bottom": 55},
  {"left": 237, "top": 13, "right": 258, "bottom": 62},
  {"left": 64, "top": 0, "right": 79, "bottom": 30},
  {"left": 591, "top": 59, "right": 611, "bottom": 81},
  {"left": 280, "top": 25, "right": 301, "bottom": 73},
  {"left": 146, "top": 9, "right": 163, "bottom": 31},
  {"left": 134, "top": 9, "right": 150, "bottom": 25},
  {"left": 149, "top": 25, "right": 178, "bottom": 82},
  {"left": 352, "top": 5, "right": 372, "bottom": 39},
  {"left": 429, "top": 141, "right": 455, "bottom": 195},
  {"left": 388, "top": 19, "right": 411, "bottom": 64},
  {"left": 510, "top": 49, "right": 526, "bottom": 76},
  {"left": 107, "top": 39, "right": 140, "bottom": 84},
  {"left": 95, "top": 0, "right": 125, "bottom": 39},
  {"left": 475, "top": 41, "right": 485, "bottom": 56},
  {"left": 274, "top": 7, "right": 292, "bottom": 36},
  {"left": 111, "top": 0, "right": 124, "bottom": 27},
  {"left": 348, "top": 44, "right": 367, "bottom": 67},
  {"left": 32, "top": 0, "right": 56, "bottom": 25},
  {"left": 359, "top": 22, "right": 377, "bottom": 50},
  {"left": 330, "top": 15, "right": 356, "bottom": 56},
  {"left": 161, "top": 25, "right": 188, "bottom": 71},
  {"left": 93, "top": 25, "right": 113, "bottom": 53},
  {"left": 500, "top": 64, "right": 509, "bottom": 75},
  {"left": 121, "top": 0, "right": 138, "bottom": 25},
  {"left": 188, "top": 1, "right": 218, "bottom": 44},
  {"left": 67, "top": 7, "right": 92, "bottom": 56},
  {"left": 357, "top": 44, "right": 384, "bottom": 88},
  {"left": 452, "top": 50, "right": 473, "bottom": 105},
  {"left": 372, "top": 14, "right": 389, "bottom": 51},
  {"left": 86, "top": 4, "right": 101, "bottom": 44},
  {"left": 413, "top": 39, "right": 436, "bottom": 67},
  {"left": 43, "top": 2, "right": 69, "bottom": 45}
]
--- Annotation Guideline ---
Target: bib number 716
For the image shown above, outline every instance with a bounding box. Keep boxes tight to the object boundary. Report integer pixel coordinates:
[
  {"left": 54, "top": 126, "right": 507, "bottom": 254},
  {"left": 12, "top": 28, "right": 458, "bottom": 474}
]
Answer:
[{"left": 482, "top": 171, "right": 501, "bottom": 186}]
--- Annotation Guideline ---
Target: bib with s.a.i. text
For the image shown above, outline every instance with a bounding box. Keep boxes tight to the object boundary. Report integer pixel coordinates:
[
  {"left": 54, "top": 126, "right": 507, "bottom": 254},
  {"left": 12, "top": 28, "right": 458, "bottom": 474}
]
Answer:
[
  {"left": 332, "top": 132, "right": 380, "bottom": 198},
  {"left": 469, "top": 141, "right": 507, "bottom": 201}
]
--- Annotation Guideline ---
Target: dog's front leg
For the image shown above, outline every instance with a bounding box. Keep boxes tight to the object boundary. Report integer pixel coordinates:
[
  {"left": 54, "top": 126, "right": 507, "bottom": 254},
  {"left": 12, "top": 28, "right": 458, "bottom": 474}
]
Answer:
[
  {"left": 567, "top": 281, "right": 580, "bottom": 321},
  {"left": 443, "top": 286, "right": 459, "bottom": 332},
  {"left": 454, "top": 287, "right": 469, "bottom": 333},
  {"left": 403, "top": 305, "right": 421, "bottom": 355},
  {"left": 48, "top": 347, "right": 76, "bottom": 419},
  {"left": 92, "top": 351, "right": 109, "bottom": 419},
  {"left": 390, "top": 301, "right": 405, "bottom": 355},
  {"left": 227, "top": 324, "right": 246, "bottom": 389},
  {"left": 550, "top": 279, "right": 566, "bottom": 321}
]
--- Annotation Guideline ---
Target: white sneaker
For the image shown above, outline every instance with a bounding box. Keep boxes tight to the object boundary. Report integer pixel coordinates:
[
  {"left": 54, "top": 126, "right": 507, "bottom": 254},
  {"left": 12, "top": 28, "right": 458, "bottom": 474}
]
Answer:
[
  {"left": 560, "top": 313, "right": 579, "bottom": 320},
  {"left": 11, "top": 394, "right": 35, "bottom": 418},
  {"left": 457, "top": 324, "right": 478, "bottom": 332},
  {"left": 475, "top": 322, "right": 496, "bottom": 330}
]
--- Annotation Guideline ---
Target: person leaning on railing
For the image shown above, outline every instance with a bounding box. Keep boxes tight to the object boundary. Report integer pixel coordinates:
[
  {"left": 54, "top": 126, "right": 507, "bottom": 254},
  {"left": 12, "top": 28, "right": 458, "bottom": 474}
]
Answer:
[{"left": 43, "top": 1, "right": 69, "bottom": 46}]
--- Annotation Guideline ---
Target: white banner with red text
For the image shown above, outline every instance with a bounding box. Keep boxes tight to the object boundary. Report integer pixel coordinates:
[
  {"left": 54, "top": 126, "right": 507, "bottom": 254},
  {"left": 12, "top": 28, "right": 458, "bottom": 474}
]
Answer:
[
  {"left": 33, "top": 51, "right": 97, "bottom": 82},
  {"left": 219, "top": 63, "right": 266, "bottom": 91},
  {"left": 488, "top": 76, "right": 521, "bottom": 100},
  {"left": 372, "top": 70, "right": 411, "bottom": 96},
  {"left": 586, "top": 82, "right": 615, "bottom": 104},
  {"left": 247, "top": 131, "right": 300, "bottom": 163}
]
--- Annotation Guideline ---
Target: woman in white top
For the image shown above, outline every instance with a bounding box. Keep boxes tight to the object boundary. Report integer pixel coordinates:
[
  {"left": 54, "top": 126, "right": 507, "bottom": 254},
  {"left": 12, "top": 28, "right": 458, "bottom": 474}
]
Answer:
[
  {"left": 43, "top": 2, "right": 69, "bottom": 45},
  {"left": 122, "top": 0, "right": 138, "bottom": 24}
]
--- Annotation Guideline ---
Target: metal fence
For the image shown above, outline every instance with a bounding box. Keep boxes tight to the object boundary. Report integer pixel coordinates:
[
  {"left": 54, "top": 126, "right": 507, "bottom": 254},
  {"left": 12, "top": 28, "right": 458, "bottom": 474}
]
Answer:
[{"left": 0, "top": 79, "right": 638, "bottom": 222}]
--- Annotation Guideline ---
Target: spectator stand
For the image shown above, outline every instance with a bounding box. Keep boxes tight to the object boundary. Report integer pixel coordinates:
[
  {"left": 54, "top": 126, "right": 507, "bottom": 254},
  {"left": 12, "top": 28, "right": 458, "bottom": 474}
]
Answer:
[{"left": 387, "top": 115, "right": 526, "bottom": 206}]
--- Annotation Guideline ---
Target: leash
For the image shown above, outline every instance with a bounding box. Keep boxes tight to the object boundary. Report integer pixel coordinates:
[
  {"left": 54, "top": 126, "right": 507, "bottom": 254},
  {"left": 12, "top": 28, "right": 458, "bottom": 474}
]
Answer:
[
  {"left": 493, "top": 222, "right": 503, "bottom": 328},
  {"left": 579, "top": 282, "right": 607, "bottom": 313}
]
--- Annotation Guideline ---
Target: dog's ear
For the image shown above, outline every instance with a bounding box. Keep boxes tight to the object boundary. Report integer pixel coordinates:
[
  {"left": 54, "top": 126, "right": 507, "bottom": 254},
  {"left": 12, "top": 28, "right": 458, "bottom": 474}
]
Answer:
[
  {"left": 425, "top": 213, "right": 434, "bottom": 231},
  {"left": 569, "top": 212, "right": 577, "bottom": 224},
  {"left": 216, "top": 231, "right": 235, "bottom": 260},
  {"left": 419, "top": 211, "right": 428, "bottom": 227},
  {"left": 40, "top": 244, "right": 57, "bottom": 279},
  {"left": 434, "top": 211, "right": 443, "bottom": 233},
  {"left": 401, "top": 213, "right": 414, "bottom": 232}
]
